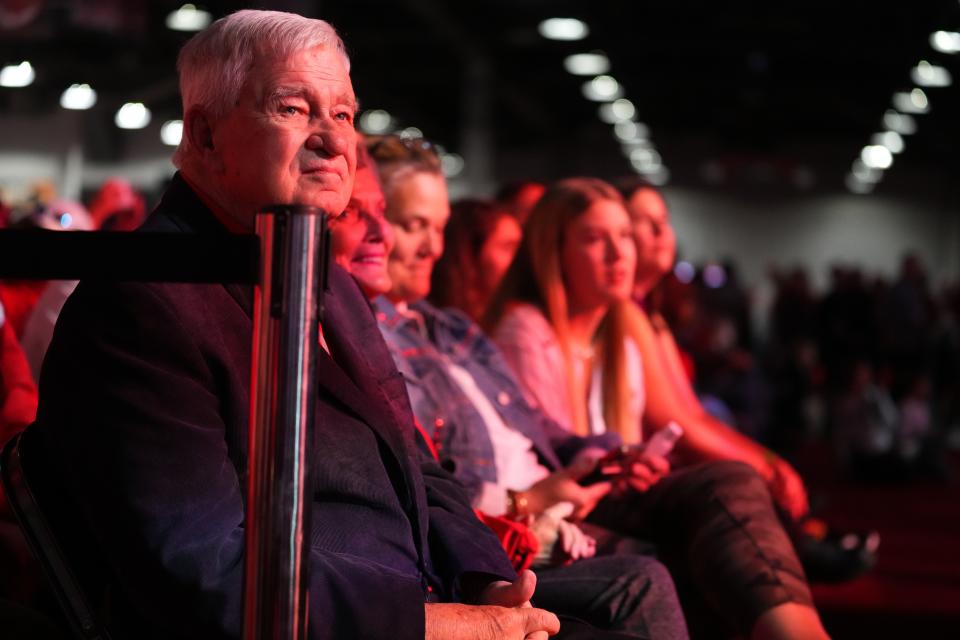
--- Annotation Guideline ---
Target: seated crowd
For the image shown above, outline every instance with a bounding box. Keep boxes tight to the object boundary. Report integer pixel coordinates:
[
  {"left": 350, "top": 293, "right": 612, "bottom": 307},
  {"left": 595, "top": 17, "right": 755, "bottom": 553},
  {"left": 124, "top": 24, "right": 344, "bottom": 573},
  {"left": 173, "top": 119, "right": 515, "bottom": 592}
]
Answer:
[{"left": 0, "top": 8, "right": 905, "bottom": 640}]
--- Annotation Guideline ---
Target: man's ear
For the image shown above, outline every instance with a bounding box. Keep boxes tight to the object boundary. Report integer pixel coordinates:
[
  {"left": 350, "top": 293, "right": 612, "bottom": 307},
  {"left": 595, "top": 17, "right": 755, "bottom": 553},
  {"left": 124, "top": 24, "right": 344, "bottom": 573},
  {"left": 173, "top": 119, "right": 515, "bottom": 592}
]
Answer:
[{"left": 184, "top": 107, "right": 221, "bottom": 170}]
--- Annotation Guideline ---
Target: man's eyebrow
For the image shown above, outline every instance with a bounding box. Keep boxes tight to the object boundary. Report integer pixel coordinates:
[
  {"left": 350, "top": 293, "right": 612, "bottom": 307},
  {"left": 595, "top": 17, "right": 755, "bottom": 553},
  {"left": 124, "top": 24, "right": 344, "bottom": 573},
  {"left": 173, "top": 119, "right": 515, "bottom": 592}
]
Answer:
[
  {"left": 265, "top": 85, "right": 309, "bottom": 103},
  {"left": 341, "top": 94, "right": 359, "bottom": 114}
]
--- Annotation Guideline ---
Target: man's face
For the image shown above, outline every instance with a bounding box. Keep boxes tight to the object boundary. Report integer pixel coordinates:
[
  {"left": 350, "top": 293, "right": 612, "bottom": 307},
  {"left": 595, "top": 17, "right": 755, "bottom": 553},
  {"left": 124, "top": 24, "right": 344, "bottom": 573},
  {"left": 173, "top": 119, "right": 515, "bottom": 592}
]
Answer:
[
  {"left": 205, "top": 46, "right": 357, "bottom": 228},
  {"left": 385, "top": 171, "right": 450, "bottom": 303},
  {"left": 330, "top": 163, "right": 394, "bottom": 298}
]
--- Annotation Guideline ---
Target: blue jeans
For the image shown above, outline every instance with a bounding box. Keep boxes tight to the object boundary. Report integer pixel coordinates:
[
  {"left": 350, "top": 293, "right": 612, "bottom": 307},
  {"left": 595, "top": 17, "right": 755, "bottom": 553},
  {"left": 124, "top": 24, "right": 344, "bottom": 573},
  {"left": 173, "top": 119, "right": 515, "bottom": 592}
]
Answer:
[{"left": 535, "top": 553, "right": 689, "bottom": 640}]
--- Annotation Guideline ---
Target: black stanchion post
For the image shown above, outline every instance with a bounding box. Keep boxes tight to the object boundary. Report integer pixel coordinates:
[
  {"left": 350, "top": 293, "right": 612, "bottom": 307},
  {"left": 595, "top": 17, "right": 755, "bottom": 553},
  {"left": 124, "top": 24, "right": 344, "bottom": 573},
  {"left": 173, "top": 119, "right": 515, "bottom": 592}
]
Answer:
[{"left": 243, "top": 206, "right": 328, "bottom": 640}]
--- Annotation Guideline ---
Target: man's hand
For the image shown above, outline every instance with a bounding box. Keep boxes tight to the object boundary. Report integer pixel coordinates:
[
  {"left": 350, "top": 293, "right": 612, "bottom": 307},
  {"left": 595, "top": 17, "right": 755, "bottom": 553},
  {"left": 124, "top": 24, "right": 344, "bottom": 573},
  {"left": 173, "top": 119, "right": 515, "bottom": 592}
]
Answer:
[
  {"left": 425, "top": 571, "right": 560, "bottom": 640},
  {"left": 525, "top": 461, "right": 612, "bottom": 520},
  {"left": 424, "top": 602, "right": 560, "bottom": 640}
]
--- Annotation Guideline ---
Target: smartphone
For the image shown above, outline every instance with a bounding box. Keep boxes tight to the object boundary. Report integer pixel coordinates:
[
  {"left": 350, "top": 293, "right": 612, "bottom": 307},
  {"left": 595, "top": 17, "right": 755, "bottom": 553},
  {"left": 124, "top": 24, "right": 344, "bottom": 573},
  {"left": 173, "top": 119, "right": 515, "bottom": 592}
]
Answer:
[
  {"left": 578, "top": 445, "right": 636, "bottom": 486},
  {"left": 643, "top": 421, "right": 684, "bottom": 458},
  {"left": 578, "top": 422, "right": 684, "bottom": 485}
]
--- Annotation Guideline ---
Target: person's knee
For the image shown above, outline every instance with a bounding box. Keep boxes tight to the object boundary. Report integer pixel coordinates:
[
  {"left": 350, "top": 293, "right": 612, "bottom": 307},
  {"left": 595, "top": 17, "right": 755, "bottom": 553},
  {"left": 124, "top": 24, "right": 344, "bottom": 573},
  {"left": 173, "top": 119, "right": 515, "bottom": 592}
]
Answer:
[
  {"left": 693, "top": 460, "right": 769, "bottom": 500},
  {"left": 615, "top": 555, "right": 677, "bottom": 606}
]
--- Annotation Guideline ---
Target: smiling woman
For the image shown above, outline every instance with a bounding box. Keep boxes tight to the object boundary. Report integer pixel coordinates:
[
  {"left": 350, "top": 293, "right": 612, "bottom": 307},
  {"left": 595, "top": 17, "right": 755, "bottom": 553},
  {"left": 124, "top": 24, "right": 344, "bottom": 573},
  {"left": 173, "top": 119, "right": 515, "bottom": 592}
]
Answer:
[
  {"left": 329, "top": 140, "right": 395, "bottom": 297},
  {"left": 367, "top": 134, "right": 450, "bottom": 304}
]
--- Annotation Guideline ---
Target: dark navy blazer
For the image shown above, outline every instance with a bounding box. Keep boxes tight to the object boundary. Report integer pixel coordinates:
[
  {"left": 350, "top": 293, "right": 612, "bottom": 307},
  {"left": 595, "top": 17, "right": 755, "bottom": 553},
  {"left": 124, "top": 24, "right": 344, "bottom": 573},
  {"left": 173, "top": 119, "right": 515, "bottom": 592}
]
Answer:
[{"left": 28, "top": 175, "right": 514, "bottom": 639}]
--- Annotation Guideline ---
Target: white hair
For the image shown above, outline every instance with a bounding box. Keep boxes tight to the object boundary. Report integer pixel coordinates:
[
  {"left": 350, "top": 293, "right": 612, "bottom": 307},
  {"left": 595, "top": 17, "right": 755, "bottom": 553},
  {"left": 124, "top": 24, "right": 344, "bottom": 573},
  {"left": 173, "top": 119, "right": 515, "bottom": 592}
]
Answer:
[{"left": 172, "top": 10, "right": 350, "bottom": 167}]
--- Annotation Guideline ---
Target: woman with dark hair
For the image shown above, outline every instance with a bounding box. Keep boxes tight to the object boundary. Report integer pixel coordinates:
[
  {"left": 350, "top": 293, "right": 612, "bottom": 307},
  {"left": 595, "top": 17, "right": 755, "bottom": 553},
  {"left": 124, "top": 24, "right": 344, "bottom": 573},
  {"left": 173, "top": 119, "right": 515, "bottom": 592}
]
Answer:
[
  {"left": 616, "top": 179, "right": 879, "bottom": 582},
  {"left": 487, "top": 177, "right": 830, "bottom": 640},
  {"left": 430, "top": 198, "right": 523, "bottom": 322}
]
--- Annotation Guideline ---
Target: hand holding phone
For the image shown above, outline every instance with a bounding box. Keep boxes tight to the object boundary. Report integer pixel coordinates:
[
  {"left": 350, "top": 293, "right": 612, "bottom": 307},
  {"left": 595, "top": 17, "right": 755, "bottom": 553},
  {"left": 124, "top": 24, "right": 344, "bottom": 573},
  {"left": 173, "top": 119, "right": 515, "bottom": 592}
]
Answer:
[
  {"left": 578, "top": 422, "right": 684, "bottom": 486},
  {"left": 643, "top": 421, "right": 684, "bottom": 458}
]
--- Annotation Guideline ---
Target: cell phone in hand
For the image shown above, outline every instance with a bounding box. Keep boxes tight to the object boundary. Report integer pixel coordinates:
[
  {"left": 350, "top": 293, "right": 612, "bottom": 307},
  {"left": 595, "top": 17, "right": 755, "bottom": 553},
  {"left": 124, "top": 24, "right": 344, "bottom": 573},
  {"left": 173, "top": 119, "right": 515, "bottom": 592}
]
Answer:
[
  {"left": 578, "top": 422, "right": 684, "bottom": 485},
  {"left": 643, "top": 421, "right": 684, "bottom": 458},
  {"left": 578, "top": 446, "right": 636, "bottom": 486}
]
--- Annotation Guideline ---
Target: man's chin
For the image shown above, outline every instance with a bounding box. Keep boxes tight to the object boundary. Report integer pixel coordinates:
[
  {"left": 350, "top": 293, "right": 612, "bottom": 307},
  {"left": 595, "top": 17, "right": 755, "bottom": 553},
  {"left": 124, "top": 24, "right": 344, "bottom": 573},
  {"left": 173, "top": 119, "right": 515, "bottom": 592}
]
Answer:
[{"left": 295, "top": 188, "right": 350, "bottom": 215}]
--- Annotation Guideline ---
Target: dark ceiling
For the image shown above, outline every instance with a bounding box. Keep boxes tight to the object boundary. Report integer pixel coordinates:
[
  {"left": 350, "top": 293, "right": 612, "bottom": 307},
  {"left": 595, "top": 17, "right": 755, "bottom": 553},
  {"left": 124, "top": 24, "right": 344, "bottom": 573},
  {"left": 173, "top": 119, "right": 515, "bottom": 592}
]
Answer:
[{"left": 2, "top": 0, "right": 959, "bottom": 193}]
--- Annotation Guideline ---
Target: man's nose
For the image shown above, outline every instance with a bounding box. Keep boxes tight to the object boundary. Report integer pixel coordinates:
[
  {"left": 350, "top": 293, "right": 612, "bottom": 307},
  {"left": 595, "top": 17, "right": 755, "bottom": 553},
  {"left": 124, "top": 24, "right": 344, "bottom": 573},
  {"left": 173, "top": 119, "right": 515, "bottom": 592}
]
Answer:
[{"left": 306, "top": 129, "right": 353, "bottom": 157}]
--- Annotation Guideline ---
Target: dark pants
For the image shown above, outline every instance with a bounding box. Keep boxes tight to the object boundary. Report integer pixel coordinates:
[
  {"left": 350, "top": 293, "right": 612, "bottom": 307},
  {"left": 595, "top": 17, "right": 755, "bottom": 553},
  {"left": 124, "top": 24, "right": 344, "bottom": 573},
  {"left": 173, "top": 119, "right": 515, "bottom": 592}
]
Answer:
[
  {"left": 587, "top": 461, "right": 814, "bottom": 638},
  {"left": 536, "top": 553, "right": 689, "bottom": 640}
]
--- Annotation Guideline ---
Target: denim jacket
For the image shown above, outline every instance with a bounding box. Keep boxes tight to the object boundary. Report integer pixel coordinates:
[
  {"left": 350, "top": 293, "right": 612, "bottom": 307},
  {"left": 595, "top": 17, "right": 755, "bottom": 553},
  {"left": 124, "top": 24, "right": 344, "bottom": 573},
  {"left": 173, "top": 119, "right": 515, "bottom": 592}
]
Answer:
[{"left": 374, "top": 296, "right": 620, "bottom": 505}]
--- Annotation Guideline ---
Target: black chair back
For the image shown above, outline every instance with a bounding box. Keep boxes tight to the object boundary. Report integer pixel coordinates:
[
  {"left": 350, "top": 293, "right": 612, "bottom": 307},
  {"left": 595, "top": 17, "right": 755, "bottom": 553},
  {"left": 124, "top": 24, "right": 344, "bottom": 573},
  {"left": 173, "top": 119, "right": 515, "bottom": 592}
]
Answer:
[{"left": 0, "top": 432, "right": 111, "bottom": 640}]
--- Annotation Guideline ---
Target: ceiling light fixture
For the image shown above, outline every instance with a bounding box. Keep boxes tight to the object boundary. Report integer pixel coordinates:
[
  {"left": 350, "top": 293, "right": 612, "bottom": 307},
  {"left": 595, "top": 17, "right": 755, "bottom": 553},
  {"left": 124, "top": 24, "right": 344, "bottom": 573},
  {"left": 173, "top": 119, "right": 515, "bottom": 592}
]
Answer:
[
  {"left": 564, "top": 52, "right": 609, "bottom": 75},
  {"left": 582, "top": 75, "right": 623, "bottom": 101},
  {"left": 115, "top": 102, "right": 151, "bottom": 129},
  {"left": 861, "top": 145, "right": 893, "bottom": 169},
  {"left": 359, "top": 109, "right": 393, "bottom": 134},
  {"left": 161, "top": 120, "right": 184, "bottom": 146},
  {"left": 930, "top": 30, "right": 960, "bottom": 54},
  {"left": 911, "top": 60, "right": 952, "bottom": 87},
  {"left": 0, "top": 61, "right": 34, "bottom": 88},
  {"left": 539, "top": 18, "right": 589, "bottom": 41},
  {"left": 883, "top": 109, "right": 917, "bottom": 135},
  {"left": 871, "top": 130, "right": 904, "bottom": 154},
  {"left": 60, "top": 83, "right": 97, "bottom": 110},
  {"left": 166, "top": 4, "right": 212, "bottom": 32},
  {"left": 892, "top": 88, "right": 930, "bottom": 114}
]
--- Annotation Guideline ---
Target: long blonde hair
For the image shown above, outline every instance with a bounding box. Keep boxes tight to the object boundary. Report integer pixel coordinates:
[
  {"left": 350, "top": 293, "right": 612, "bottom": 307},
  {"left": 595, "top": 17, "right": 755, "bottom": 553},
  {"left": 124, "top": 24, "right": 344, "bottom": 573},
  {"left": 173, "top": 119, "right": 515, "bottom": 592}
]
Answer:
[{"left": 485, "top": 177, "right": 640, "bottom": 441}]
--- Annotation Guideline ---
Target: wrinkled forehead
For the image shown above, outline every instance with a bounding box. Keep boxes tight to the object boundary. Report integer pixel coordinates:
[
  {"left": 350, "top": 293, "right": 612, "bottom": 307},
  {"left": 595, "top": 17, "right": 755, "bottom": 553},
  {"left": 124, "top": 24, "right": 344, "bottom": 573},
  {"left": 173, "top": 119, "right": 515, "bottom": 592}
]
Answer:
[{"left": 245, "top": 46, "right": 356, "bottom": 104}]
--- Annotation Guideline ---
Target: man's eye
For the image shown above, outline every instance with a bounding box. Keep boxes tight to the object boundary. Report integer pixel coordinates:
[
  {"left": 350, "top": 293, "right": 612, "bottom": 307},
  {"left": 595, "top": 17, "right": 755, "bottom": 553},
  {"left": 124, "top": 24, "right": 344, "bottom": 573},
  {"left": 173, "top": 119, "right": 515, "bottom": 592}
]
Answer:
[
  {"left": 334, "top": 110, "right": 354, "bottom": 122},
  {"left": 280, "top": 103, "right": 306, "bottom": 116}
]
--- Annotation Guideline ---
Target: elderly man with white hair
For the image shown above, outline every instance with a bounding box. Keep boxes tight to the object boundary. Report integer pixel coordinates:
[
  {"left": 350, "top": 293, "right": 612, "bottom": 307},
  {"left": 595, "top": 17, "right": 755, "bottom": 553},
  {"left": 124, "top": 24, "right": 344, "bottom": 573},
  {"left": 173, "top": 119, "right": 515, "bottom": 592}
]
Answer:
[{"left": 20, "top": 10, "right": 641, "bottom": 640}]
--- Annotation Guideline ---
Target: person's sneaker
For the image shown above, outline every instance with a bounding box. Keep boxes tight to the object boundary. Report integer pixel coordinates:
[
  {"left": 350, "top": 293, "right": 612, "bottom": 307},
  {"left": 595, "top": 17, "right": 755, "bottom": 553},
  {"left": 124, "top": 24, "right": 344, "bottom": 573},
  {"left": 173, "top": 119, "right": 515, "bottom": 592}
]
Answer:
[{"left": 795, "top": 517, "right": 881, "bottom": 583}]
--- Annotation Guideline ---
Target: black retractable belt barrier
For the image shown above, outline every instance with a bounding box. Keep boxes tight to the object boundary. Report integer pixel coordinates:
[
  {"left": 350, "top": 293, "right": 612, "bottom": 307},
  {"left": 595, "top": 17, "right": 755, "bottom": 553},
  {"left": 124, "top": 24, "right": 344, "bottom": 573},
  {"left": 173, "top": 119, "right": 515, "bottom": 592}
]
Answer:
[{"left": 0, "top": 230, "right": 259, "bottom": 282}]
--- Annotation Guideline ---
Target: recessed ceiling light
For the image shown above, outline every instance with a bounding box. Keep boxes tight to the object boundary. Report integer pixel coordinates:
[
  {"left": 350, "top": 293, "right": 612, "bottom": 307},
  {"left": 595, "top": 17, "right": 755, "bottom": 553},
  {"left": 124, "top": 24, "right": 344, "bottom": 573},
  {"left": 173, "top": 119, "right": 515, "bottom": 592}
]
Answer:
[
  {"left": 582, "top": 75, "right": 623, "bottom": 101},
  {"left": 630, "top": 147, "right": 662, "bottom": 172},
  {"left": 538, "top": 18, "right": 589, "bottom": 41},
  {"left": 166, "top": 4, "right": 212, "bottom": 32},
  {"left": 60, "top": 83, "right": 97, "bottom": 110},
  {"left": 861, "top": 145, "right": 893, "bottom": 169},
  {"left": 398, "top": 126, "right": 423, "bottom": 139},
  {"left": 892, "top": 88, "right": 930, "bottom": 114},
  {"left": 441, "top": 153, "right": 465, "bottom": 178},
  {"left": 359, "top": 109, "right": 393, "bottom": 134},
  {"left": 564, "top": 52, "right": 609, "bottom": 75},
  {"left": 911, "top": 60, "right": 952, "bottom": 88},
  {"left": 115, "top": 102, "right": 151, "bottom": 129},
  {"left": 930, "top": 30, "right": 960, "bottom": 54},
  {"left": 871, "top": 130, "right": 904, "bottom": 154},
  {"left": 161, "top": 120, "right": 184, "bottom": 146},
  {"left": 0, "top": 61, "right": 34, "bottom": 88},
  {"left": 883, "top": 110, "right": 917, "bottom": 135}
]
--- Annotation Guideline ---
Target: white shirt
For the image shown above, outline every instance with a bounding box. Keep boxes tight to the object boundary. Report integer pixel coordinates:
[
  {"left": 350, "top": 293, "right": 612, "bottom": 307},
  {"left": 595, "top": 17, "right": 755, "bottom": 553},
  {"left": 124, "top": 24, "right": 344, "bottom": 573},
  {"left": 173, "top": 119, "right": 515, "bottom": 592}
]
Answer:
[
  {"left": 444, "top": 360, "right": 551, "bottom": 515},
  {"left": 494, "top": 303, "right": 645, "bottom": 438}
]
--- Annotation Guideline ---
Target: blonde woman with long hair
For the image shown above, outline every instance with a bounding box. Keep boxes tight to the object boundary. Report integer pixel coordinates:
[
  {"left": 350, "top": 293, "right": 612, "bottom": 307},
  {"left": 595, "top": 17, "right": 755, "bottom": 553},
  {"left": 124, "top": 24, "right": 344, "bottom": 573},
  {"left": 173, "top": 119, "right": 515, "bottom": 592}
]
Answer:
[
  {"left": 485, "top": 178, "right": 642, "bottom": 444},
  {"left": 487, "top": 177, "right": 830, "bottom": 640}
]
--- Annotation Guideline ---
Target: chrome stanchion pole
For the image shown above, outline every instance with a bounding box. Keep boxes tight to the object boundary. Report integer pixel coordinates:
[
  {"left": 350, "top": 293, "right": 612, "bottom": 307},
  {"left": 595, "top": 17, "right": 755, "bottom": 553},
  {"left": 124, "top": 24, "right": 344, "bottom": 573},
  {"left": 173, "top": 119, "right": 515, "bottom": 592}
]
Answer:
[{"left": 243, "top": 205, "right": 329, "bottom": 640}]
